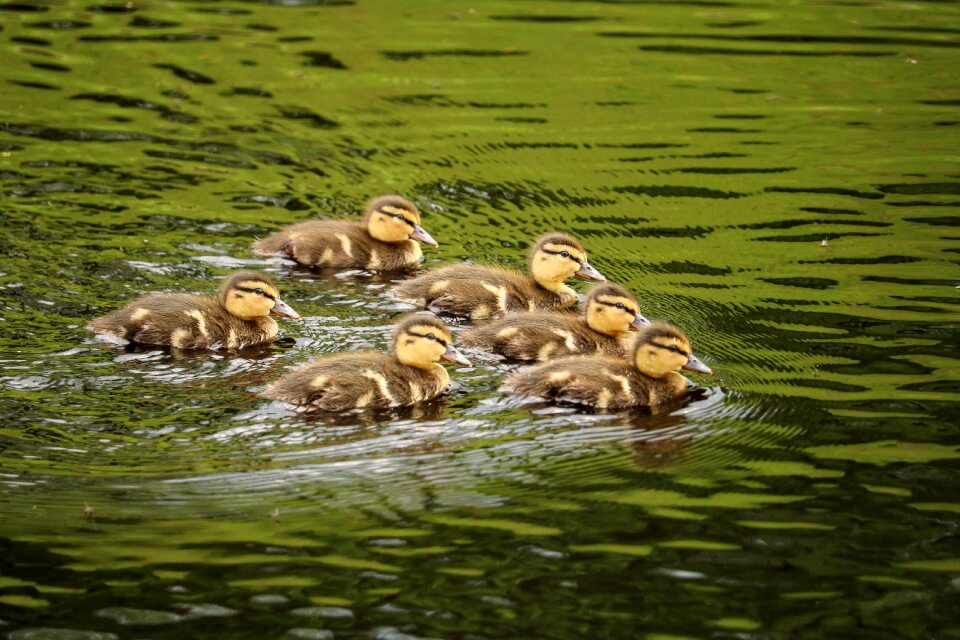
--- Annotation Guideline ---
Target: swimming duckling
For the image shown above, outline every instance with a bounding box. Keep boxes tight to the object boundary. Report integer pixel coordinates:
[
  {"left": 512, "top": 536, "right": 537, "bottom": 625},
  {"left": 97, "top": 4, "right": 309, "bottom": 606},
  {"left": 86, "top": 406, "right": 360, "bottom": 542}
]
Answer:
[
  {"left": 252, "top": 195, "right": 437, "bottom": 270},
  {"left": 389, "top": 233, "right": 606, "bottom": 319},
  {"left": 502, "top": 322, "right": 712, "bottom": 409},
  {"left": 87, "top": 271, "right": 300, "bottom": 350},
  {"left": 264, "top": 314, "right": 471, "bottom": 412},
  {"left": 459, "top": 283, "right": 650, "bottom": 361}
]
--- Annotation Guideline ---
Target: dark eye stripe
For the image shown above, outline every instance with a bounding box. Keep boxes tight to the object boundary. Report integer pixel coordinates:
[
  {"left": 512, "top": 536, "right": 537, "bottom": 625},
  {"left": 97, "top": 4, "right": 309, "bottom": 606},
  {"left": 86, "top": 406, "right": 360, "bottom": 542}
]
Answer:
[
  {"left": 650, "top": 341, "right": 689, "bottom": 357},
  {"left": 596, "top": 300, "right": 637, "bottom": 316},
  {"left": 407, "top": 330, "right": 448, "bottom": 347},
  {"left": 541, "top": 248, "right": 582, "bottom": 265},
  {"left": 235, "top": 286, "right": 276, "bottom": 301},
  {"left": 383, "top": 211, "right": 416, "bottom": 229}
]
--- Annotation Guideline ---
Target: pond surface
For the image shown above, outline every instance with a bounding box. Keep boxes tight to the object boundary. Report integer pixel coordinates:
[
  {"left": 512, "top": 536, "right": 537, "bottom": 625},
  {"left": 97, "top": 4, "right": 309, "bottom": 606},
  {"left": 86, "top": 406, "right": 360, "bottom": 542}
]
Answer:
[{"left": 1, "top": 0, "right": 959, "bottom": 637}]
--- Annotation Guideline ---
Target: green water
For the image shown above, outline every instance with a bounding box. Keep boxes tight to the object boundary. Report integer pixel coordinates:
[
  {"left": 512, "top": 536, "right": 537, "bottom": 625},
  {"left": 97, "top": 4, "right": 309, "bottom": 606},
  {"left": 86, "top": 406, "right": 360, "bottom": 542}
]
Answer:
[{"left": 1, "top": 0, "right": 959, "bottom": 637}]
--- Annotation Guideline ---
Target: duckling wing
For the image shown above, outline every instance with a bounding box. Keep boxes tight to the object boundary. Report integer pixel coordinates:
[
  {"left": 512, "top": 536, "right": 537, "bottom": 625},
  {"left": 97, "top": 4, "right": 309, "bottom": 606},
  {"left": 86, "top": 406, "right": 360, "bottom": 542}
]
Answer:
[
  {"left": 264, "top": 353, "right": 404, "bottom": 412},
  {"left": 87, "top": 294, "right": 224, "bottom": 349},
  {"left": 390, "top": 265, "right": 532, "bottom": 319},
  {"left": 252, "top": 220, "right": 375, "bottom": 268},
  {"left": 461, "top": 313, "right": 591, "bottom": 361}
]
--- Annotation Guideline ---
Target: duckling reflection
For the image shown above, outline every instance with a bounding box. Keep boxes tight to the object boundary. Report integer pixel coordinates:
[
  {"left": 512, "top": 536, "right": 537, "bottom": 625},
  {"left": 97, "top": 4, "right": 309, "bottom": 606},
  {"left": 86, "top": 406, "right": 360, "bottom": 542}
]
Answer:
[
  {"left": 503, "top": 323, "right": 712, "bottom": 409},
  {"left": 264, "top": 314, "right": 471, "bottom": 412},
  {"left": 87, "top": 271, "right": 300, "bottom": 350},
  {"left": 389, "top": 232, "right": 606, "bottom": 319},
  {"left": 460, "top": 283, "right": 648, "bottom": 361},
  {"left": 253, "top": 195, "right": 437, "bottom": 270}
]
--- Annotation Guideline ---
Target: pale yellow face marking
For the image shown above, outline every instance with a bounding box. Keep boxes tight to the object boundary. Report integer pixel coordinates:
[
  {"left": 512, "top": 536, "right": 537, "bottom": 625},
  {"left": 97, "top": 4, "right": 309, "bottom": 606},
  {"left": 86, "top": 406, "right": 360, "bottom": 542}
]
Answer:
[
  {"left": 596, "top": 388, "right": 613, "bottom": 410},
  {"left": 238, "top": 280, "right": 280, "bottom": 300},
  {"left": 537, "top": 343, "right": 556, "bottom": 361},
  {"left": 336, "top": 233, "right": 353, "bottom": 257},
  {"left": 130, "top": 308, "right": 151, "bottom": 322},
  {"left": 429, "top": 280, "right": 450, "bottom": 294},
  {"left": 496, "top": 327, "right": 519, "bottom": 339},
  {"left": 550, "top": 328, "right": 577, "bottom": 351},
  {"left": 186, "top": 310, "right": 208, "bottom": 338},
  {"left": 367, "top": 249, "right": 381, "bottom": 270},
  {"left": 588, "top": 295, "right": 637, "bottom": 336},
  {"left": 171, "top": 328, "right": 191, "bottom": 348},
  {"left": 227, "top": 328, "right": 239, "bottom": 349},
  {"left": 362, "top": 370, "right": 395, "bottom": 405},
  {"left": 532, "top": 243, "right": 585, "bottom": 291},
  {"left": 549, "top": 370, "right": 572, "bottom": 383},
  {"left": 395, "top": 325, "right": 451, "bottom": 369},
  {"left": 310, "top": 375, "right": 329, "bottom": 389},
  {"left": 354, "top": 389, "right": 375, "bottom": 408},
  {"left": 635, "top": 337, "right": 690, "bottom": 379},
  {"left": 319, "top": 247, "right": 334, "bottom": 264}
]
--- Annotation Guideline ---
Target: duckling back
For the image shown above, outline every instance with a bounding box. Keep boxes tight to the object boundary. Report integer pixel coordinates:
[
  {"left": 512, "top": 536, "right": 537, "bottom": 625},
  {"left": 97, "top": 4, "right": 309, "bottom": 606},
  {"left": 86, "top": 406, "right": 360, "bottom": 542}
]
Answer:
[
  {"left": 503, "top": 355, "right": 688, "bottom": 409},
  {"left": 460, "top": 312, "right": 624, "bottom": 361},
  {"left": 253, "top": 220, "right": 422, "bottom": 270},
  {"left": 264, "top": 352, "right": 450, "bottom": 412},
  {"left": 87, "top": 294, "right": 278, "bottom": 350},
  {"left": 389, "top": 264, "right": 575, "bottom": 319}
]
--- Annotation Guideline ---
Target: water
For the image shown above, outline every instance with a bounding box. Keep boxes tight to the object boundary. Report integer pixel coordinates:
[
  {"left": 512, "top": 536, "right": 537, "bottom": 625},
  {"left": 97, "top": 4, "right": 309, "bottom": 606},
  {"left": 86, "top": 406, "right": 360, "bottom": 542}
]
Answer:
[{"left": 1, "top": 0, "right": 959, "bottom": 637}]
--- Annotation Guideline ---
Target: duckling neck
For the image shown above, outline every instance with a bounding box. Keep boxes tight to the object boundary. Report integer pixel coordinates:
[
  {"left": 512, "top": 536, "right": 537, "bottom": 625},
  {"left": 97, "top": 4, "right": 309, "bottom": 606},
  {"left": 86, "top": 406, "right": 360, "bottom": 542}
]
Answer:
[{"left": 533, "top": 275, "right": 577, "bottom": 299}]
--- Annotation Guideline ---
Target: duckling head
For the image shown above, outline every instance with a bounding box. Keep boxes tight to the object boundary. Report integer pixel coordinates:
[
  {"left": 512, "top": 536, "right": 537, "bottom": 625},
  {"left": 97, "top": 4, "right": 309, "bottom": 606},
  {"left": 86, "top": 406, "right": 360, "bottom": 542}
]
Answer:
[
  {"left": 529, "top": 233, "right": 606, "bottom": 291},
  {"left": 585, "top": 283, "right": 650, "bottom": 336},
  {"left": 365, "top": 195, "right": 438, "bottom": 246},
  {"left": 392, "top": 314, "right": 471, "bottom": 369},
  {"left": 220, "top": 271, "right": 300, "bottom": 321},
  {"left": 631, "top": 322, "right": 712, "bottom": 378}
]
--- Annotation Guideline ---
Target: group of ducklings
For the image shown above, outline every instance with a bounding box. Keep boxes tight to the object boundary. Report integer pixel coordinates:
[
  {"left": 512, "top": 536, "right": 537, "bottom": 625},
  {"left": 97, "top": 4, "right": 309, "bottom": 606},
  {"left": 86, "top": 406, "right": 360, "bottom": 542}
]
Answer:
[{"left": 88, "top": 195, "right": 712, "bottom": 412}]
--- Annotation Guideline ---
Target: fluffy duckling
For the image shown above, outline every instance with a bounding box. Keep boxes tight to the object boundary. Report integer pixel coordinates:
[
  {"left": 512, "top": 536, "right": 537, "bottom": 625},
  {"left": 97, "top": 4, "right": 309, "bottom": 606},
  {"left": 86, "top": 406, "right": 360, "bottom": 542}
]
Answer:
[
  {"left": 502, "top": 322, "right": 712, "bottom": 409},
  {"left": 264, "top": 314, "right": 472, "bottom": 412},
  {"left": 389, "top": 233, "right": 606, "bottom": 319},
  {"left": 252, "top": 195, "right": 437, "bottom": 270},
  {"left": 87, "top": 271, "right": 300, "bottom": 350},
  {"left": 459, "top": 283, "right": 650, "bottom": 361}
]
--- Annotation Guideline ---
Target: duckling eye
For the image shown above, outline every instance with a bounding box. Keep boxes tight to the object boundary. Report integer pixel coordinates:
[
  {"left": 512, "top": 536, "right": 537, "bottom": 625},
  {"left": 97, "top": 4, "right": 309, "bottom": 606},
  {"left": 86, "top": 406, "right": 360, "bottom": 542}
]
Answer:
[
  {"left": 560, "top": 250, "right": 570, "bottom": 258},
  {"left": 668, "top": 345, "right": 681, "bottom": 353},
  {"left": 615, "top": 302, "right": 625, "bottom": 310},
  {"left": 425, "top": 333, "right": 437, "bottom": 341},
  {"left": 254, "top": 288, "right": 265, "bottom": 296}
]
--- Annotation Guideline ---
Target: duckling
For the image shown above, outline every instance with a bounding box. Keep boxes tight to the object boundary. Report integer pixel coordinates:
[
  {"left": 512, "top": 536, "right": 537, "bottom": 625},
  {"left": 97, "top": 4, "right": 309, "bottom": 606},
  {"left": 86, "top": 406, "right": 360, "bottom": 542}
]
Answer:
[
  {"left": 87, "top": 270, "right": 300, "bottom": 350},
  {"left": 264, "top": 314, "right": 472, "bottom": 412},
  {"left": 389, "top": 232, "right": 606, "bottom": 319},
  {"left": 459, "top": 283, "right": 650, "bottom": 361},
  {"left": 502, "top": 322, "right": 712, "bottom": 409},
  {"left": 252, "top": 195, "right": 437, "bottom": 270}
]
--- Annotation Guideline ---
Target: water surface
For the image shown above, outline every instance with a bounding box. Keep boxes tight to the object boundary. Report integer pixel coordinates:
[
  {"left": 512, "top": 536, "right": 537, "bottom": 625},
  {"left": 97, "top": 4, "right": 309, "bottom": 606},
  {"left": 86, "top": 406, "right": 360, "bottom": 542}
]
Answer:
[{"left": 1, "top": 0, "right": 959, "bottom": 637}]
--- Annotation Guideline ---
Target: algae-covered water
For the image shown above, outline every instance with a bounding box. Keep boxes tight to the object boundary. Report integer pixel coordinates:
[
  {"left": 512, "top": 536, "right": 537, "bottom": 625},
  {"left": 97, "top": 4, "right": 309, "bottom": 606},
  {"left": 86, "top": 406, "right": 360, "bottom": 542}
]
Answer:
[{"left": 1, "top": 0, "right": 959, "bottom": 637}]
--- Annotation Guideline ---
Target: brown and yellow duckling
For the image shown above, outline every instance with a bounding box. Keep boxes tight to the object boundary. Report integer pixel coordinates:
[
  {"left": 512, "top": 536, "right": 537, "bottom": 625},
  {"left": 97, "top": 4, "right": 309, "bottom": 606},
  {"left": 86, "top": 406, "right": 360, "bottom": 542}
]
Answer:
[
  {"left": 264, "top": 314, "right": 472, "bottom": 412},
  {"left": 389, "top": 232, "right": 606, "bottom": 319},
  {"left": 252, "top": 195, "right": 437, "bottom": 270},
  {"left": 87, "top": 270, "right": 300, "bottom": 350},
  {"left": 459, "top": 283, "right": 650, "bottom": 361},
  {"left": 502, "top": 322, "right": 712, "bottom": 409}
]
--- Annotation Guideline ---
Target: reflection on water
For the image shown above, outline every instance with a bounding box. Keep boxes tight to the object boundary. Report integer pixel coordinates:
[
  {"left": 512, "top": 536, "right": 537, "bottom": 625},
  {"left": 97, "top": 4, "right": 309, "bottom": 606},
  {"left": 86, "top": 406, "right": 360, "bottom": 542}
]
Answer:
[{"left": 1, "top": 0, "right": 959, "bottom": 636}]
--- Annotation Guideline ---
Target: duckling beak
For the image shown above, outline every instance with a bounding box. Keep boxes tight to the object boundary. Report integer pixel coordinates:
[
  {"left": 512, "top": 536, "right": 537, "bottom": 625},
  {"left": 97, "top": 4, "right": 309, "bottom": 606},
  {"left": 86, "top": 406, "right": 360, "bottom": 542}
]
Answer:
[
  {"left": 270, "top": 298, "right": 301, "bottom": 320},
  {"left": 409, "top": 225, "right": 439, "bottom": 247},
  {"left": 441, "top": 344, "right": 472, "bottom": 367},
  {"left": 575, "top": 261, "right": 606, "bottom": 282},
  {"left": 682, "top": 353, "right": 713, "bottom": 375},
  {"left": 629, "top": 313, "right": 652, "bottom": 330}
]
